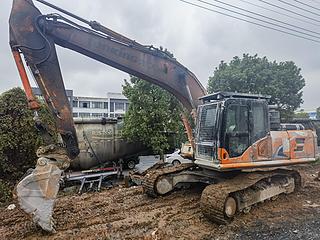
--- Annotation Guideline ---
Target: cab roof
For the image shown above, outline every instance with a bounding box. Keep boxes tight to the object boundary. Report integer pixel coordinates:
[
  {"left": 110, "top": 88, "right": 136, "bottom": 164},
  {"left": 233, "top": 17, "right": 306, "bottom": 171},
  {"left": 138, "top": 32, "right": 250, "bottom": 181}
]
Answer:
[{"left": 200, "top": 91, "right": 271, "bottom": 103}]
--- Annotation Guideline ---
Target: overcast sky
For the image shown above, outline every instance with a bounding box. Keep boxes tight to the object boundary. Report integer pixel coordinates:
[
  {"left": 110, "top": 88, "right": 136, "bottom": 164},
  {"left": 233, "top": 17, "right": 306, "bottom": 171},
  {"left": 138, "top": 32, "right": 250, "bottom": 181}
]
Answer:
[{"left": 1, "top": 0, "right": 319, "bottom": 110}]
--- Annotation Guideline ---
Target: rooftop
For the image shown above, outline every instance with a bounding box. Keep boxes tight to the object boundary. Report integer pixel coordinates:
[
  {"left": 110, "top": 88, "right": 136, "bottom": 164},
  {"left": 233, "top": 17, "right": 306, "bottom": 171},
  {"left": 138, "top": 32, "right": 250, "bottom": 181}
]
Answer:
[{"left": 200, "top": 91, "right": 271, "bottom": 102}]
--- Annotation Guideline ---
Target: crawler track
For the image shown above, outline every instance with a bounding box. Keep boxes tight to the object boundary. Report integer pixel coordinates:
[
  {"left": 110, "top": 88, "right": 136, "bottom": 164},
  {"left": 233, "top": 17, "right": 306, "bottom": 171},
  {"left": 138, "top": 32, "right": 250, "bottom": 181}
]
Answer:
[
  {"left": 142, "top": 163, "right": 195, "bottom": 197},
  {"left": 200, "top": 169, "right": 302, "bottom": 224}
]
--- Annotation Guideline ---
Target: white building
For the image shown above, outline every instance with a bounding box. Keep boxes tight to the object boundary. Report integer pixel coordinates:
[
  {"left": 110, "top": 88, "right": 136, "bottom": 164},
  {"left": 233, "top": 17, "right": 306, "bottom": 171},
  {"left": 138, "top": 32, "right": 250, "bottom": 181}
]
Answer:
[
  {"left": 32, "top": 87, "right": 129, "bottom": 118},
  {"left": 72, "top": 92, "right": 129, "bottom": 118}
]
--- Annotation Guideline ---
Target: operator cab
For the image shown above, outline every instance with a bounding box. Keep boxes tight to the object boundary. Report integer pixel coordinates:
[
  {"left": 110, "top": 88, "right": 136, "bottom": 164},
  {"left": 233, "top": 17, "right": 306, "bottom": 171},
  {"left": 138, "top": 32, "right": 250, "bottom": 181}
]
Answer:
[{"left": 195, "top": 92, "right": 270, "bottom": 169}]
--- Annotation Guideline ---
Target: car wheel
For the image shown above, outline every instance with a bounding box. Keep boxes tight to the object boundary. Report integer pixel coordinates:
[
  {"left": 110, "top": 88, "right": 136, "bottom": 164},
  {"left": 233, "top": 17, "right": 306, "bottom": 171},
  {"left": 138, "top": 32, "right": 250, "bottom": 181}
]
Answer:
[
  {"left": 172, "top": 160, "right": 181, "bottom": 166},
  {"left": 126, "top": 159, "right": 136, "bottom": 170}
]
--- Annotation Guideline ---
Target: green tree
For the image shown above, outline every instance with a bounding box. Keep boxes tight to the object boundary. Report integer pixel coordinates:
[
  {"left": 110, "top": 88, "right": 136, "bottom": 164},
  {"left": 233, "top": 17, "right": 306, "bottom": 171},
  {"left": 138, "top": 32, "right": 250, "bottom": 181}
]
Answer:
[
  {"left": 122, "top": 76, "right": 186, "bottom": 156},
  {"left": 0, "top": 87, "right": 56, "bottom": 204},
  {"left": 293, "top": 110, "right": 310, "bottom": 119},
  {"left": 208, "top": 54, "right": 305, "bottom": 119}
]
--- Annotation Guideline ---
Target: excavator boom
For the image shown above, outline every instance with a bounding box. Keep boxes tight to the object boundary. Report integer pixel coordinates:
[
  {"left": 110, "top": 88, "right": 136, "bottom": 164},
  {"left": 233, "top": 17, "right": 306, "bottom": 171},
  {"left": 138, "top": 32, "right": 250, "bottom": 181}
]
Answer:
[
  {"left": 10, "top": 0, "right": 206, "bottom": 156},
  {"left": 9, "top": 0, "right": 206, "bottom": 232}
]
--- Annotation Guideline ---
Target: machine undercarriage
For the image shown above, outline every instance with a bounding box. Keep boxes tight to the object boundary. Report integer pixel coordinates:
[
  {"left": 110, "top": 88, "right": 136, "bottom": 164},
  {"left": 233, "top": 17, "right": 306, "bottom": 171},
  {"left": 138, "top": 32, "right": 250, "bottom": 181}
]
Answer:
[{"left": 138, "top": 163, "right": 303, "bottom": 225}]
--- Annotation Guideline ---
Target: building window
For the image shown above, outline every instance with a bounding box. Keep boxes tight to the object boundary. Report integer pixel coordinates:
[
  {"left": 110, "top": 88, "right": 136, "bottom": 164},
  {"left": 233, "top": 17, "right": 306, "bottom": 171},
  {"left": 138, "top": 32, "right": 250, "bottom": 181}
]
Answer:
[
  {"left": 73, "top": 100, "right": 78, "bottom": 108},
  {"left": 79, "top": 112, "right": 90, "bottom": 118},
  {"left": 125, "top": 103, "right": 129, "bottom": 111},
  {"left": 92, "top": 113, "right": 104, "bottom": 118},
  {"left": 73, "top": 112, "right": 78, "bottom": 118},
  {"left": 67, "top": 97, "right": 72, "bottom": 106},
  {"left": 92, "top": 101, "right": 103, "bottom": 109},
  {"left": 104, "top": 113, "right": 109, "bottom": 117},
  {"left": 110, "top": 113, "right": 115, "bottom": 118},
  {"left": 115, "top": 102, "right": 125, "bottom": 111},
  {"left": 79, "top": 101, "right": 90, "bottom": 108},
  {"left": 104, "top": 102, "right": 108, "bottom": 109},
  {"left": 110, "top": 102, "right": 115, "bottom": 112}
]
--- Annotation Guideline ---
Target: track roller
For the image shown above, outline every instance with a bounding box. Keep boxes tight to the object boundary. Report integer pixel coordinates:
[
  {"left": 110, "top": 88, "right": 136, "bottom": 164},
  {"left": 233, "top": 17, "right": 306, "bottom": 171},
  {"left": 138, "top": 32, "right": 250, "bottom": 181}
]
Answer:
[{"left": 200, "top": 170, "right": 302, "bottom": 224}]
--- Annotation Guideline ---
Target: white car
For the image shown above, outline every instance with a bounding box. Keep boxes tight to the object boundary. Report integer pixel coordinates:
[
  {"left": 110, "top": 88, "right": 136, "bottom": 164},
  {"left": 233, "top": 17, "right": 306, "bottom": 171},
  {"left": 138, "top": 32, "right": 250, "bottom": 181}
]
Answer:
[{"left": 165, "top": 150, "right": 193, "bottom": 166}]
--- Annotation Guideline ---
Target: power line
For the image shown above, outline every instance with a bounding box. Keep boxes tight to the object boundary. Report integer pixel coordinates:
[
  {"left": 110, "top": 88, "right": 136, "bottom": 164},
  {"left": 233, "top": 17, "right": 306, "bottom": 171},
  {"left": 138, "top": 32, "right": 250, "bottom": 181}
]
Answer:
[
  {"left": 257, "top": 0, "right": 320, "bottom": 24},
  {"left": 293, "top": 0, "right": 320, "bottom": 12},
  {"left": 238, "top": 0, "right": 320, "bottom": 27},
  {"left": 309, "top": 0, "right": 320, "bottom": 4},
  {"left": 193, "top": 0, "right": 320, "bottom": 40},
  {"left": 177, "top": 0, "right": 320, "bottom": 44},
  {"left": 277, "top": 0, "right": 320, "bottom": 17},
  {"left": 199, "top": 0, "right": 320, "bottom": 36}
]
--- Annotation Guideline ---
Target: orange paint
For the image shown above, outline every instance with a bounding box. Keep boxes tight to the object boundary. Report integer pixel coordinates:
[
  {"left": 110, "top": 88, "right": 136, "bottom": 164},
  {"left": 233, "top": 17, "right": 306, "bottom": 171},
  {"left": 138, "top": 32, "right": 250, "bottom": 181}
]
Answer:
[
  {"left": 218, "top": 147, "right": 230, "bottom": 163},
  {"left": 11, "top": 49, "right": 40, "bottom": 110},
  {"left": 181, "top": 113, "right": 195, "bottom": 150},
  {"left": 216, "top": 130, "right": 317, "bottom": 170}
]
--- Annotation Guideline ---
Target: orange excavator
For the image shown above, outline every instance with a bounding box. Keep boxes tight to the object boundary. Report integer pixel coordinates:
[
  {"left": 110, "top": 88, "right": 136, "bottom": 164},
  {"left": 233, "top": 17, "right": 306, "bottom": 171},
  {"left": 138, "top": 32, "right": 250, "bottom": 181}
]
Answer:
[{"left": 9, "top": 0, "right": 318, "bottom": 233}]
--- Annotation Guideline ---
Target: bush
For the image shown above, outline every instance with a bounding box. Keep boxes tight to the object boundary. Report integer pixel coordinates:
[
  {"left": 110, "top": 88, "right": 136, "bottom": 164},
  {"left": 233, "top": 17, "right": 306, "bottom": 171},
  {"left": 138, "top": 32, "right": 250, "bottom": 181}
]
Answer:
[
  {"left": 0, "top": 87, "right": 56, "bottom": 204},
  {"left": 0, "top": 180, "right": 12, "bottom": 205}
]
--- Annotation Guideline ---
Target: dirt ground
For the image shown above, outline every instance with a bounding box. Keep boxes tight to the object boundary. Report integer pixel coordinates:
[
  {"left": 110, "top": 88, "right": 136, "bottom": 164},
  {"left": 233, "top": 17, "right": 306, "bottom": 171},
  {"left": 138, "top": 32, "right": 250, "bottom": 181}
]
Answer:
[{"left": 1, "top": 164, "right": 320, "bottom": 240}]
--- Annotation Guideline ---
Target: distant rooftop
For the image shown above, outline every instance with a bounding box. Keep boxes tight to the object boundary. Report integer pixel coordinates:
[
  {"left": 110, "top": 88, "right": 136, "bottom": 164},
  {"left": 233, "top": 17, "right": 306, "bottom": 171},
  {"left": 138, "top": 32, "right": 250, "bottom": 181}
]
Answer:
[
  {"left": 32, "top": 87, "right": 127, "bottom": 100},
  {"left": 107, "top": 92, "right": 127, "bottom": 100}
]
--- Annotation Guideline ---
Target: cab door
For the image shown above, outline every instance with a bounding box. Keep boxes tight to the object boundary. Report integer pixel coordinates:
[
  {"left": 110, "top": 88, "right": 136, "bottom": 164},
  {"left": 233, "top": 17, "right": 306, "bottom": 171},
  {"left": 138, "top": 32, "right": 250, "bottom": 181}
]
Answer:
[
  {"left": 250, "top": 101, "right": 269, "bottom": 144},
  {"left": 223, "top": 103, "right": 250, "bottom": 158},
  {"left": 250, "top": 101, "right": 273, "bottom": 161}
]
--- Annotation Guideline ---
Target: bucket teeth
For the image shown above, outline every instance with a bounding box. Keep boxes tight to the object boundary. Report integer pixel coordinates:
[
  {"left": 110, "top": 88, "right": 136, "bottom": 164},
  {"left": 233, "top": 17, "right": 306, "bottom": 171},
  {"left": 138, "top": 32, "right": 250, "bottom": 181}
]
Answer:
[{"left": 15, "top": 157, "right": 63, "bottom": 232}]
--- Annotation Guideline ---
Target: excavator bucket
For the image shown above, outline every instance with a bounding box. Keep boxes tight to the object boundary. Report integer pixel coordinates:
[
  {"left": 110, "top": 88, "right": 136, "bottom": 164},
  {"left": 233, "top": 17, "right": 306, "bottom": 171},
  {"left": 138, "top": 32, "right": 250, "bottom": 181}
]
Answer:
[{"left": 16, "top": 157, "right": 63, "bottom": 232}]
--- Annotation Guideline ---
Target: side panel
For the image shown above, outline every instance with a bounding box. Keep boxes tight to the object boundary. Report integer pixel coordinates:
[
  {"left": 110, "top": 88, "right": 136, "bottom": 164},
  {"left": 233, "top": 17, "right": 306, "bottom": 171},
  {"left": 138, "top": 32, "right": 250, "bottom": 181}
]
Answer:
[
  {"left": 270, "top": 131, "right": 290, "bottom": 160},
  {"left": 287, "top": 130, "right": 316, "bottom": 159},
  {"left": 252, "top": 135, "right": 272, "bottom": 161},
  {"left": 196, "top": 130, "right": 316, "bottom": 170}
]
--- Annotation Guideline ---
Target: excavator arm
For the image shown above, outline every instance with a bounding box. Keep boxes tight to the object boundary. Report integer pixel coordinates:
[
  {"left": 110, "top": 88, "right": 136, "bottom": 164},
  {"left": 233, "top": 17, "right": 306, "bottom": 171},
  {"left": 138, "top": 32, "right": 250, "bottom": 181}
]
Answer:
[
  {"left": 9, "top": 0, "right": 206, "bottom": 232},
  {"left": 10, "top": 0, "right": 205, "bottom": 157}
]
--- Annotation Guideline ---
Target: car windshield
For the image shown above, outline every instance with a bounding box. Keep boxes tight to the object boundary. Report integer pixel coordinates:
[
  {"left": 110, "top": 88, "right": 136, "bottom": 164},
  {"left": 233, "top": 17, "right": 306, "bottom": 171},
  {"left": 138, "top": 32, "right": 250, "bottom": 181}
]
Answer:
[
  {"left": 172, "top": 149, "right": 181, "bottom": 155},
  {"left": 198, "top": 104, "right": 217, "bottom": 141}
]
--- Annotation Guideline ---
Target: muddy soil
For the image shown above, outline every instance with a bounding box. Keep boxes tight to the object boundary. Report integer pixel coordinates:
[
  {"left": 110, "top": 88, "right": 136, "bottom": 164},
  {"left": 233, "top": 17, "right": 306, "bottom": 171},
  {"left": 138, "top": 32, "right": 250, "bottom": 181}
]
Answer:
[{"left": 1, "top": 164, "right": 320, "bottom": 240}]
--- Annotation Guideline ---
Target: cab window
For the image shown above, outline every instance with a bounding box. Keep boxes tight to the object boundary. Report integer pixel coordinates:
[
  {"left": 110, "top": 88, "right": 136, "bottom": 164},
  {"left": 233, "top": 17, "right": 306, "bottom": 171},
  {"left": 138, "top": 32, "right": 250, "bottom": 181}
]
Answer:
[
  {"left": 252, "top": 102, "right": 268, "bottom": 143},
  {"left": 198, "top": 104, "right": 217, "bottom": 141},
  {"left": 224, "top": 104, "right": 250, "bottom": 157}
]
